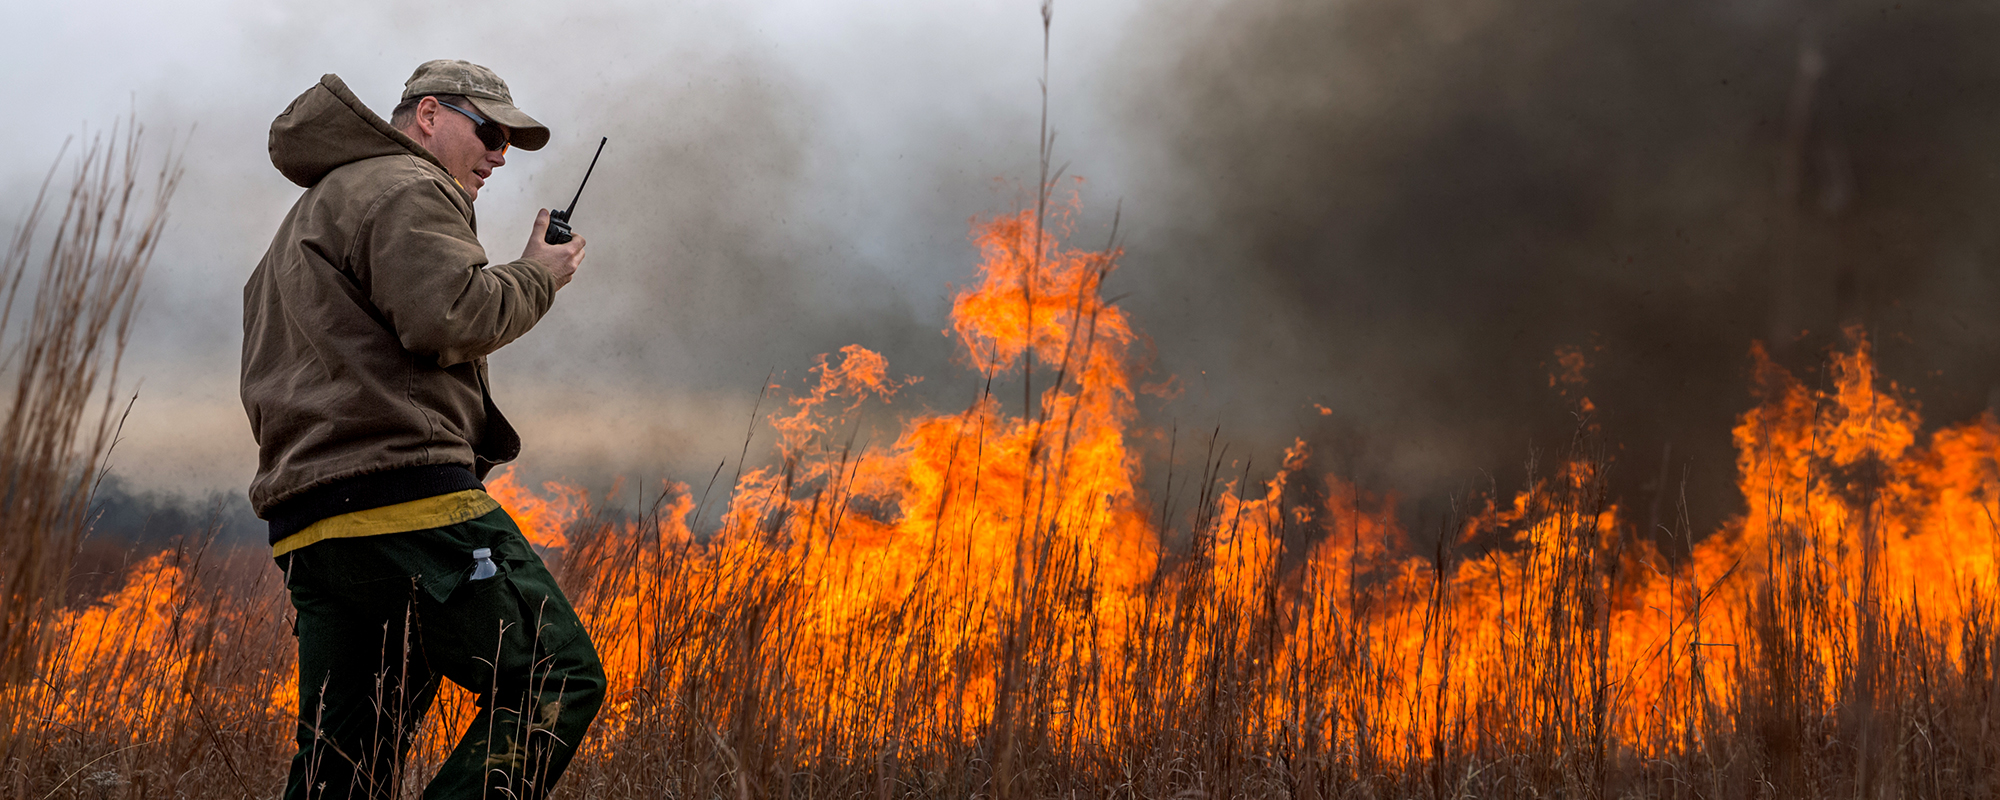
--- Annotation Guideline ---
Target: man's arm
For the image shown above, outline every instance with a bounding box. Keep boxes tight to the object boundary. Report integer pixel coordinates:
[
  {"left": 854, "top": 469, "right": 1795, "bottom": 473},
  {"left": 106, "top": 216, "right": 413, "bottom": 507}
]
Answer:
[{"left": 351, "top": 176, "right": 575, "bottom": 366}]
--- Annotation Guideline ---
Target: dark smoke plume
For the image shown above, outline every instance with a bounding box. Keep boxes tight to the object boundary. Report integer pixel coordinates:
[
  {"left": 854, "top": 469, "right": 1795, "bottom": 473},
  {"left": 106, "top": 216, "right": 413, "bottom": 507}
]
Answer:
[
  {"left": 1111, "top": 0, "right": 2000, "bottom": 537},
  {"left": 68, "top": 475, "right": 262, "bottom": 601}
]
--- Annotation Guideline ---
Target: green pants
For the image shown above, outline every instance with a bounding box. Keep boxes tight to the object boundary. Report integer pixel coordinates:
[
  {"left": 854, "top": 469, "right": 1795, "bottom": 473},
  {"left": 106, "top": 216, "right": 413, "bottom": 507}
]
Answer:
[{"left": 277, "top": 507, "right": 605, "bottom": 800}]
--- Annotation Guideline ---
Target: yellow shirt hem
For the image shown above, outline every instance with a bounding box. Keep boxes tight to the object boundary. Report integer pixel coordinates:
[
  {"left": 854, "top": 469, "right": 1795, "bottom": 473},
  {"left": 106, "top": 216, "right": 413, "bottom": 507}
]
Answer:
[{"left": 271, "top": 489, "right": 500, "bottom": 557}]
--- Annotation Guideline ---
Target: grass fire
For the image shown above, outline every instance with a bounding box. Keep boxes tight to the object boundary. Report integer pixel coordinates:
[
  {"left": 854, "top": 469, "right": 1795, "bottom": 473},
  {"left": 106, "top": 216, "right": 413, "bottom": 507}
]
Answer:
[
  {"left": 16, "top": 3, "right": 2000, "bottom": 796},
  {"left": 16, "top": 159, "right": 2000, "bottom": 795}
]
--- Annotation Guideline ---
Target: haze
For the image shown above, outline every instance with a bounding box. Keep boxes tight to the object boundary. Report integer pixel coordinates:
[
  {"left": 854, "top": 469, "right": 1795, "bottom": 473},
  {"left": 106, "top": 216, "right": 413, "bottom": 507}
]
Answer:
[{"left": 8, "top": 0, "right": 2000, "bottom": 541}]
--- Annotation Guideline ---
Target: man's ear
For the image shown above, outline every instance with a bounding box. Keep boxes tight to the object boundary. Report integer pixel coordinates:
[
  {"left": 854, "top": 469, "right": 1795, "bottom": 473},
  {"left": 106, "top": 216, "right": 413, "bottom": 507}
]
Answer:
[{"left": 412, "top": 97, "right": 441, "bottom": 138}]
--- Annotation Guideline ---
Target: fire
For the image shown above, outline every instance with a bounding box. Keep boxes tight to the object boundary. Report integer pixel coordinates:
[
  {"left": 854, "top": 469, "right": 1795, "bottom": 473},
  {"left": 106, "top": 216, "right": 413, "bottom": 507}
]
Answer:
[
  {"left": 484, "top": 467, "right": 585, "bottom": 549},
  {"left": 557, "top": 200, "right": 1161, "bottom": 736},
  {"left": 24, "top": 195, "right": 2000, "bottom": 783},
  {"left": 43, "top": 553, "right": 202, "bottom": 721}
]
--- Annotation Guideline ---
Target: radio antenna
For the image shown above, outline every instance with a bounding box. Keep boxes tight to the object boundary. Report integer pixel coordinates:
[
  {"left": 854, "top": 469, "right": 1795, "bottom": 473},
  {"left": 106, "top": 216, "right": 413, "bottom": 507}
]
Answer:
[{"left": 561, "top": 137, "right": 608, "bottom": 218}]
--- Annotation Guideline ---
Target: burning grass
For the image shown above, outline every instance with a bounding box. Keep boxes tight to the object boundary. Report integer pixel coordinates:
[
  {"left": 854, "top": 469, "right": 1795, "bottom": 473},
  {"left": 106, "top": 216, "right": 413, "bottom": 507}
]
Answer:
[{"left": 14, "top": 189, "right": 2000, "bottom": 798}]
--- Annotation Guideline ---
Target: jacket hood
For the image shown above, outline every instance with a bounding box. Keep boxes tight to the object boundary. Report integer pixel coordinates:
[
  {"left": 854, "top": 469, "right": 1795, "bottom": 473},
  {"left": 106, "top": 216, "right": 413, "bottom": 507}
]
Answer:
[{"left": 269, "top": 73, "right": 449, "bottom": 188}]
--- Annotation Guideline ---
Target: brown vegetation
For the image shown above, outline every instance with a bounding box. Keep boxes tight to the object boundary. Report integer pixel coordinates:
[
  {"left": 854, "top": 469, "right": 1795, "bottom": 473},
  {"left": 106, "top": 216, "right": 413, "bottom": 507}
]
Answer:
[
  {"left": 1, "top": 122, "right": 178, "bottom": 774},
  {"left": 9, "top": 119, "right": 2000, "bottom": 800},
  {"left": 17, "top": 192, "right": 2000, "bottom": 799}
]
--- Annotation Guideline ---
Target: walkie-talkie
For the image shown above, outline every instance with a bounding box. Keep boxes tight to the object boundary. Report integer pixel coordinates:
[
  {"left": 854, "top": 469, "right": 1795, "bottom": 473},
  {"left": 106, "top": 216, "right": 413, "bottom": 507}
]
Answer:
[{"left": 544, "top": 136, "right": 607, "bottom": 245}]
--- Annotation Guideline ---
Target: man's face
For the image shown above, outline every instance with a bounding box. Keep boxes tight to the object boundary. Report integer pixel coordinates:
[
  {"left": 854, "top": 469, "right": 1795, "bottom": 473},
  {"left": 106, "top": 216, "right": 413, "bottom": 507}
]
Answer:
[{"left": 421, "top": 98, "right": 508, "bottom": 201}]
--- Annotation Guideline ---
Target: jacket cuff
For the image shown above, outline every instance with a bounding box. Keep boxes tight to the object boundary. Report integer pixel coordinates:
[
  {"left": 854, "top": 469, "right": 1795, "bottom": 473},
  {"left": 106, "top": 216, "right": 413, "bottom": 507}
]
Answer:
[{"left": 501, "top": 256, "right": 560, "bottom": 310}]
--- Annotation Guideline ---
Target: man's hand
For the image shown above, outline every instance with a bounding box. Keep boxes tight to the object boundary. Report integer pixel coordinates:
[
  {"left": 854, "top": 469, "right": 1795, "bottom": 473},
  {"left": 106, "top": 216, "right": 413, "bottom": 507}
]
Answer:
[{"left": 523, "top": 209, "right": 585, "bottom": 290}]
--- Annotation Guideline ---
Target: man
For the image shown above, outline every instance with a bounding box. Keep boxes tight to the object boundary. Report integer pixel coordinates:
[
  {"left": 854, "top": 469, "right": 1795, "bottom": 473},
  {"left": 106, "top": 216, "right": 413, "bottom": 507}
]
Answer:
[{"left": 243, "top": 60, "right": 603, "bottom": 799}]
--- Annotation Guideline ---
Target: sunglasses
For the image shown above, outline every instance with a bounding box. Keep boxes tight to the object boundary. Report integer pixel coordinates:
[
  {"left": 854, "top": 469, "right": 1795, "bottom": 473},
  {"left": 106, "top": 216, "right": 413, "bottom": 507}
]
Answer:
[{"left": 435, "top": 100, "right": 510, "bottom": 154}]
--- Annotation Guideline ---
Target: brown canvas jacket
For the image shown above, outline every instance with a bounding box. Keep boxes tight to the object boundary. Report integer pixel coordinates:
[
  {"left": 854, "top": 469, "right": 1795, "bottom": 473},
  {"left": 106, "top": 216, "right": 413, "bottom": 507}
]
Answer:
[{"left": 242, "top": 73, "right": 557, "bottom": 518}]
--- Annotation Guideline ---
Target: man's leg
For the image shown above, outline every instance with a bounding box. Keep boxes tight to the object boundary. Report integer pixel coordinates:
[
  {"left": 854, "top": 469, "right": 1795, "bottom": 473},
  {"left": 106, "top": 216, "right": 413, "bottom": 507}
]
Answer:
[
  {"left": 284, "top": 556, "right": 442, "bottom": 800},
  {"left": 417, "top": 509, "right": 606, "bottom": 800}
]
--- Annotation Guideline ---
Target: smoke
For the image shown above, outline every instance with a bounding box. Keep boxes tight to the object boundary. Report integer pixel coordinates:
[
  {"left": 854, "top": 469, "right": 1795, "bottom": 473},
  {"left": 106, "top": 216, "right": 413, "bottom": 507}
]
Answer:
[
  {"left": 14, "top": 0, "right": 2000, "bottom": 543},
  {"left": 85, "top": 475, "right": 263, "bottom": 546},
  {"left": 1105, "top": 0, "right": 2000, "bottom": 536},
  {"left": 66, "top": 475, "right": 264, "bottom": 601}
]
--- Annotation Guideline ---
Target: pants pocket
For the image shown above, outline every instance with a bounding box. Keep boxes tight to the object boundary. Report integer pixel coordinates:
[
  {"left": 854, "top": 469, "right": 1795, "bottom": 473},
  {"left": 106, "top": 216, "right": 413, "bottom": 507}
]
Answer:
[{"left": 423, "top": 569, "right": 532, "bottom": 680}]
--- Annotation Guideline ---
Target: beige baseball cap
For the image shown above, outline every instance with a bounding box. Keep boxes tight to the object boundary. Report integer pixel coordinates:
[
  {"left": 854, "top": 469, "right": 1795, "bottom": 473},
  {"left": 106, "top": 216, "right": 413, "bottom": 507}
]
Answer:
[{"left": 401, "top": 59, "right": 550, "bottom": 151}]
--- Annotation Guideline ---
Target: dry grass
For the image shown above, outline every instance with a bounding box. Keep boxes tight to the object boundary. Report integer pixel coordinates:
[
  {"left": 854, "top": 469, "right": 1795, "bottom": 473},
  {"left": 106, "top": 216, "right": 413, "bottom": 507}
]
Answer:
[
  {"left": 21, "top": 429, "right": 2000, "bottom": 800},
  {"left": 19, "top": 330, "right": 2000, "bottom": 800},
  {"left": 0, "top": 121, "right": 178, "bottom": 769}
]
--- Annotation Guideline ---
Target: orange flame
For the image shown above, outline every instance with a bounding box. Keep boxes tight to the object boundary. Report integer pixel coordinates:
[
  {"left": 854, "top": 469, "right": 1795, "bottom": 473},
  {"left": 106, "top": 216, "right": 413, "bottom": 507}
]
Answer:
[
  {"left": 29, "top": 198, "right": 2000, "bottom": 775},
  {"left": 484, "top": 467, "right": 584, "bottom": 549}
]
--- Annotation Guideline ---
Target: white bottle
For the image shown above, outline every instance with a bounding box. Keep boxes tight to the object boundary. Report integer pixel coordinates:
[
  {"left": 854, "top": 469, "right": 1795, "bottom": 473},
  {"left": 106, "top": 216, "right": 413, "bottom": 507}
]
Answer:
[{"left": 470, "top": 548, "right": 498, "bottom": 580}]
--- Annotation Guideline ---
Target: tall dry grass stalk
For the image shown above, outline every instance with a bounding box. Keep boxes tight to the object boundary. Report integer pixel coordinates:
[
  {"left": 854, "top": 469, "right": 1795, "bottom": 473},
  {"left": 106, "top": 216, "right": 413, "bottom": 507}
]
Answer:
[{"left": 0, "top": 122, "right": 179, "bottom": 758}]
